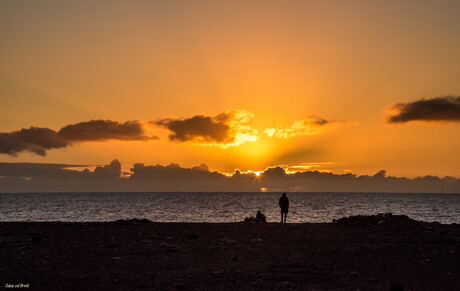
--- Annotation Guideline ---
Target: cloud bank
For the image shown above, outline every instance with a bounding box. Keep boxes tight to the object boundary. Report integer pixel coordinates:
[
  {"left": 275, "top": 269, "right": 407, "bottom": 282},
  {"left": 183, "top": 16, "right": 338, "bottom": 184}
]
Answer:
[
  {"left": 1, "top": 160, "right": 458, "bottom": 193},
  {"left": 0, "top": 120, "right": 153, "bottom": 156},
  {"left": 388, "top": 96, "right": 460, "bottom": 123}
]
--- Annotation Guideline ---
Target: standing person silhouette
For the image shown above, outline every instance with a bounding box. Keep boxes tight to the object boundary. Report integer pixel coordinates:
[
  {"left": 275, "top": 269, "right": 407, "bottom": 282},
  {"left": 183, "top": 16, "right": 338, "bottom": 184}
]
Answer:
[{"left": 279, "top": 193, "right": 289, "bottom": 223}]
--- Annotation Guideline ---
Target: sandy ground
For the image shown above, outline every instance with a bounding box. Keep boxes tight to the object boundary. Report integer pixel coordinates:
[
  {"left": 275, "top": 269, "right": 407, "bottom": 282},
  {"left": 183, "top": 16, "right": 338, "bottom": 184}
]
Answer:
[{"left": 0, "top": 214, "right": 459, "bottom": 290}]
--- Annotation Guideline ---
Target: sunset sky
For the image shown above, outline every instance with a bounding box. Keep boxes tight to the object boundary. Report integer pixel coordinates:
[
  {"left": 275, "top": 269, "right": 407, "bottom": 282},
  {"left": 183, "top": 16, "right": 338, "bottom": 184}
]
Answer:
[{"left": 1, "top": 0, "right": 460, "bottom": 185}]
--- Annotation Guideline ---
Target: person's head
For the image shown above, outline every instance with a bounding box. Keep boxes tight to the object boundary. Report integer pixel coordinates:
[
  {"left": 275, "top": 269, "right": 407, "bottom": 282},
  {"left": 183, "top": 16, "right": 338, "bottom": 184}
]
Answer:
[
  {"left": 257, "top": 210, "right": 261, "bottom": 214},
  {"left": 282, "top": 193, "right": 286, "bottom": 197}
]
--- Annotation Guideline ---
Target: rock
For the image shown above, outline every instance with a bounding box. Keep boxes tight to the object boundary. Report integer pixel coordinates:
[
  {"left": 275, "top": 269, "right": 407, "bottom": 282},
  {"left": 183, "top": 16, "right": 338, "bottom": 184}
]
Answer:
[
  {"left": 160, "top": 242, "right": 179, "bottom": 252},
  {"left": 220, "top": 238, "right": 239, "bottom": 245},
  {"left": 251, "top": 238, "right": 263, "bottom": 243},
  {"left": 232, "top": 256, "right": 239, "bottom": 261},
  {"left": 114, "top": 218, "right": 151, "bottom": 225},
  {"left": 188, "top": 233, "right": 199, "bottom": 239},
  {"left": 244, "top": 217, "right": 256, "bottom": 223},
  {"left": 160, "top": 242, "right": 174, "bottom": 248},
  {"left": 333, "top": 213, "right": 413, "bottom": 225},
  {"left": 350, "top": 271, "right": 360, "bottom": 277},
  {"left": 390, "top": 283, "right": 404, "bottom": 291},
  {"left": 276, "top": 281, "right": 293, "bottom": 288},
  {"left": 31, "top": 236, "right": 42, "bottom": 244},
  {"left": 378, "top": 220, "right": 386, "bottom": 225}
]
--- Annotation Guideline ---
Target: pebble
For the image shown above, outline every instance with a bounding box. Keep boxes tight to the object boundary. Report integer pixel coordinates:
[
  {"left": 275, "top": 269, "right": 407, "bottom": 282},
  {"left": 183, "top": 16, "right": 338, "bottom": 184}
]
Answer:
[
  {"left": 310, "top": 264, "right": 319, "bottom": 270},
  {"left": 188, "top": 233, "right": 199, "bottom": 239},
  {"left": 221, "top": 239, "right": 239, "bottom": 245},
  {"left": 31, "top": 236, "right": 42, "bottom": 244},
  {"left": 349, "top": 271, "right": 360, "bottom": 277}
]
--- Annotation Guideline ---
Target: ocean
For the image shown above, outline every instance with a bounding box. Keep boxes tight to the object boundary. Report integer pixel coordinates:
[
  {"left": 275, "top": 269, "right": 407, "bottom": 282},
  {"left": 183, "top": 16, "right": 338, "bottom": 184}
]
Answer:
[{"left": 0, "top": 192, "right": 459, "bottom": 224}]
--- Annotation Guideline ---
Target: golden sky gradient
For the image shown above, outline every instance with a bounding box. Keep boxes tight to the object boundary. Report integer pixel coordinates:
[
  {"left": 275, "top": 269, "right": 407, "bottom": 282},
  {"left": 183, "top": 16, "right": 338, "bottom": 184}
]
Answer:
[{"left": 1, "top": 1, "right": 460, "bottom": 178}]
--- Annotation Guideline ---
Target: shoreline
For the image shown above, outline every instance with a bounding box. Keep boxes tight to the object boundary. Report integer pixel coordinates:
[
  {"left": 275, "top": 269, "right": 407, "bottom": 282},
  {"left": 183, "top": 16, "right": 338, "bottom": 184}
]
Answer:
[{"left": 1, "top": 214, "right": 459, "bottom": 290}]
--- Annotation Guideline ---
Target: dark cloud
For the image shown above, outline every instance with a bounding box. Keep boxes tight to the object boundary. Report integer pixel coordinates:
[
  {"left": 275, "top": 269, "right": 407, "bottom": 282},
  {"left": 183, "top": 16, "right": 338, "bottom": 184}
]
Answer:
[
  {"left": 0, "top": 127, "right": 69, "bottom": 156},
  {"left": 154, "top": 115, "right": 232, "bottom": 143},
  {"left": 0, "top": 159, "right": 121, "bottom": 180},
  {"left": 1, "top": 161, "right": 458, "bottom": 193},
  {"left": 373, "top": 170, "right": 387, "bottom": 179},
  {"left": 130, "top": 162, "right": 224, "bottom": 180},
  {"left": 311, "top": 117, "right": 330, "bottom": 126},
  {"left": 0, "top": 162, "right": 87, "bottom": 178},
  {"left": 93, "top": 159, "right": 122, "bottom": 178},
  {"left": 58, "top": 120, "right": 152, "bottom": 141},
  {"left": 260, "top": 166, "right": 287, "bottom": 178},
  {"left": 388, "top": 96, "right": 460, "bottom": 123},
  {"left": 0, "top": 120, "right": 155, "bottom": 156}
]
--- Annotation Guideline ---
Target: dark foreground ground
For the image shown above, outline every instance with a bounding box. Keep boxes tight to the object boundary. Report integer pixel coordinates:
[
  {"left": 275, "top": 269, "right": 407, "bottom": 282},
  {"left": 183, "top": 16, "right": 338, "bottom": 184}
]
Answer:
[{"left": 1, "top": 214, "right": 459, "bottom": 290}]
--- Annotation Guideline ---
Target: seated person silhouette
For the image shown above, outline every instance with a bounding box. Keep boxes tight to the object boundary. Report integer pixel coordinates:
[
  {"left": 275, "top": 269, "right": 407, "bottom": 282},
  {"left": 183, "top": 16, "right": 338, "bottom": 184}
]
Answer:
[{"left": 255, "top": 210, "right": 266, "bottom": 223}]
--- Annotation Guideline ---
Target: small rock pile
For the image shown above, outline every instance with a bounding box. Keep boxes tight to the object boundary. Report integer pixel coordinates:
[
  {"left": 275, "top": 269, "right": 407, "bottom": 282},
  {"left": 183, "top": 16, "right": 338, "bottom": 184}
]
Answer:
[
  {"left": 333, "top": 213, "right": 415, "bottom": 225},
  {"left": 114, "top": 218, "right": 152, "bottom": 225}
]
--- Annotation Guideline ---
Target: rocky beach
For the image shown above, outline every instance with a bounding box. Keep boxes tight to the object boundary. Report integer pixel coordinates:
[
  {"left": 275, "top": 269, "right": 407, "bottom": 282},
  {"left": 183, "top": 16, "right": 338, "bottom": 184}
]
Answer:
[{"left": 1, "top": 214, "right": 459, "bottom": 290}]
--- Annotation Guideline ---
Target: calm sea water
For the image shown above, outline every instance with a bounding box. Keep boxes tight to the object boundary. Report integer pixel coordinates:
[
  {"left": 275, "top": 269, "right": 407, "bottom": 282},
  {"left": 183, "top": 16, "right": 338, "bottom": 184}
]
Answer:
[{"left": 0, "top": 192, "right": 459, "bottom": 224}]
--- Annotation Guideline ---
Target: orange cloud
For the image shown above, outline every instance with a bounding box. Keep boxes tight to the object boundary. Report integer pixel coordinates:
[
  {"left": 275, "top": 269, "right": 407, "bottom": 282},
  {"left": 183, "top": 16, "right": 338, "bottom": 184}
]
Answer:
[{"left": 264, "top": 117, "right": 354, "bottom": 138}]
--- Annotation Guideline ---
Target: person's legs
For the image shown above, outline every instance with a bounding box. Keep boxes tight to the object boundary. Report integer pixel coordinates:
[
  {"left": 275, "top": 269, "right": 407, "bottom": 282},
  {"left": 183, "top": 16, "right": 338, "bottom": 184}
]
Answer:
[
  {"left": 284, "top": 212, "right": 287, "bottom": 223},
  {"left": 280, "top": 211, "right": 284, "bottom": 223}
]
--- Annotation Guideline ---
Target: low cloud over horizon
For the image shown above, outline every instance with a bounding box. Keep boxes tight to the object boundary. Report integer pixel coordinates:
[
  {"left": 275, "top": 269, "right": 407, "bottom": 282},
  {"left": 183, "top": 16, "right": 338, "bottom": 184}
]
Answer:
[
  {"left": 387, "top": 96, "right": 460, "bottom": 124},
  {"left": 1, "top": 160, "right": 458, "bottom": 193},
  {"left": 0, "top": 120, "right": 155, "bottom": 156}
]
